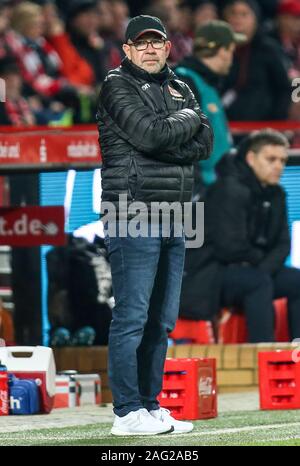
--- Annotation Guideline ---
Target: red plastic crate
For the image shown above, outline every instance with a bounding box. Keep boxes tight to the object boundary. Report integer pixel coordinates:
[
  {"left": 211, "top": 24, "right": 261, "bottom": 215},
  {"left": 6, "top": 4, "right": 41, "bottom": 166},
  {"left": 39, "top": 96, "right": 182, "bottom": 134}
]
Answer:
[
  {"left": 169, "top": 319, "right": 215, "bottom": 344},
  {"left": 158, "top": 358, "right": 217, "bottom": 420},
  {"left": 258, "top": 350, "right": 300, "bottom": 410}
]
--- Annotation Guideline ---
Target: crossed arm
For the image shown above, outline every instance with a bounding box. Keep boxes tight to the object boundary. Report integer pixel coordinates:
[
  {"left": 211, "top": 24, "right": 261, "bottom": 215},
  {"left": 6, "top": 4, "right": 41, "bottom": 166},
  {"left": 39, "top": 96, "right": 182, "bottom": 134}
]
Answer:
[{"left": 99, "top": 74, "right": 213, "bottom": 164}]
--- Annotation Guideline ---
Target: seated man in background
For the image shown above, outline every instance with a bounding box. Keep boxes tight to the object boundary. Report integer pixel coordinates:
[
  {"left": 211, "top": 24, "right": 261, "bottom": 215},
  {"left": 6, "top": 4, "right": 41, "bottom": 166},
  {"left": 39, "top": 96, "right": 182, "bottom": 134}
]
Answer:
[{"left": 180, "top": 129, "right": 300, "bottom": 343}]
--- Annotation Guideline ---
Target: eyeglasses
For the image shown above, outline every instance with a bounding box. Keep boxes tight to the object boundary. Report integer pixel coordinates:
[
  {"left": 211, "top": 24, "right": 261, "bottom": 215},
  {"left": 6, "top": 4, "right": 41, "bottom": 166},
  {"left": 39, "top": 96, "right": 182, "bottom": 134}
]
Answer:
[{"left": 128, "top": 39, "right": 166, "bottom": 51}]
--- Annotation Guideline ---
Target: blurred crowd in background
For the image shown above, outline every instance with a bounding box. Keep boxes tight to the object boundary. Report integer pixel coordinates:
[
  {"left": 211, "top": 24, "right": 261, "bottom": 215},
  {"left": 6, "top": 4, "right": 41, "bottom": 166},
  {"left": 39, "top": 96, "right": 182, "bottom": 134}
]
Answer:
[{"left": 0, "top": 0, "right": 300, "bottom": 126}]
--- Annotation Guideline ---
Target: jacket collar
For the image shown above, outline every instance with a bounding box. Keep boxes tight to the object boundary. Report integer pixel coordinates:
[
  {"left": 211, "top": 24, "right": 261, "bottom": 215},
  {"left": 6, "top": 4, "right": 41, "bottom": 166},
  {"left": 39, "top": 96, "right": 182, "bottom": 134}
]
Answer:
[
  {"left": 216, "top": 154, "right": 279, "bottom": 198},
  {"left": 235, "top": 158, "right": 279, "bottom": 198},
  {"left": 177, "top": 55, "right": 221, "bottom": 90},
  {"left": 121, "top": 56, "right": 174, "bottom": 84}
]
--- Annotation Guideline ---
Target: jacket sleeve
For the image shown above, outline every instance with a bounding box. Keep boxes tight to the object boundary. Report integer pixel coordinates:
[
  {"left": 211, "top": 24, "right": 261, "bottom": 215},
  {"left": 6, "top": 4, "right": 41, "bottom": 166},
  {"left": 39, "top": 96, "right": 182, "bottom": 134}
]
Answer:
[
  {"left": 98, "top": 74, "right": 202, "bottom": 153},
  {"left": 258, "top": 198, "right": 291, "bottom": 274},
  {"left": 160, "top": 85, "right": 214, "bottom": 164},
  {"left": 181, "top": 83, "right": 214, "bottom": 161},
  {"left": 208, "top": 180, "right": 265, "bottom": 265},
  {"left": 160, "top": 121, "right": 213, "bottom": 165}
]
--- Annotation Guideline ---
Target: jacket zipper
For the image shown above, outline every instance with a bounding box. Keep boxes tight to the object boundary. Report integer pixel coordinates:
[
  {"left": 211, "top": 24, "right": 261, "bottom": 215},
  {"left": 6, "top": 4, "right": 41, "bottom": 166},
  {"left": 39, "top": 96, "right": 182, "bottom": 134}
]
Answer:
[
  {"left": 161, "top": 82, "right": 185, "bottom": 203},
  {"left": 128, "top": 155, "right": 138, "bottom": 201},
  {"left": 179, "top": 166, "right": 184, "bottom": 203}
]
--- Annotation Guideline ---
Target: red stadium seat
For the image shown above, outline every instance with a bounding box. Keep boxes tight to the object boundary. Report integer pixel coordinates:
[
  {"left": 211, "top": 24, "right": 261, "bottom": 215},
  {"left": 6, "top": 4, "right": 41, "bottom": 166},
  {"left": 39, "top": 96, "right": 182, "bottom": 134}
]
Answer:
[
  {"left": 217, "top": 299, "right": 290, "bottom": 343},
  {"left": 169, "top": 319, "right": 215, "bottom": 344},
  {"left": 217, "top": 308, "right": 248, "bottom": 344},
  {"left": 274, "top": 298, "right": 290, "bottom": 342}
]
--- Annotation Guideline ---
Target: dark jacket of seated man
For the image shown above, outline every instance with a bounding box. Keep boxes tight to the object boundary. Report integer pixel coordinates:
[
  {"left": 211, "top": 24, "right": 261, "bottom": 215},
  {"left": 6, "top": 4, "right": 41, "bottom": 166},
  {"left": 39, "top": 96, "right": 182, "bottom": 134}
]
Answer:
[{"left": 180, "top": 129, "right": 300, "bottom": 342}]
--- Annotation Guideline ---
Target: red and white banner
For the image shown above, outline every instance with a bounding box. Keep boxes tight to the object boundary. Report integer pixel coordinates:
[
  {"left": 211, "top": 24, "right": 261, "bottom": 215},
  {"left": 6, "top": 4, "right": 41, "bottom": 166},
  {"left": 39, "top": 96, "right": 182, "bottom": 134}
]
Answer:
[
  {"left": 0, "top": 125, "right": 101, "bottom": 171},
  {"left": 0, "top": 206, "right": 65, "bottom": 246}
]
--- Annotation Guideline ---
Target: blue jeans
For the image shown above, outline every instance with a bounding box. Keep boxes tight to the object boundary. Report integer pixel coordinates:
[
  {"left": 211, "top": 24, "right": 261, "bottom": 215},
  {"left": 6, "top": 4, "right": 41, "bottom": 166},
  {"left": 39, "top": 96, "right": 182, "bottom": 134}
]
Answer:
[{"left": 104, "top": 221, "right": 185, "bottom": 417}]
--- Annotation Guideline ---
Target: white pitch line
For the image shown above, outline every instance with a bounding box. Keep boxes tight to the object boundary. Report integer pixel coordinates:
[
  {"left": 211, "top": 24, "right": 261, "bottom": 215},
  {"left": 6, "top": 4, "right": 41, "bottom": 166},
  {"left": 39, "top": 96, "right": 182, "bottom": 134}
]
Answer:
[
  {"left": 2, "top": 421, "right": 300, "bottom": 441},
  {"left": 170, "top": 421, "right": 300, "bottom": 437}
]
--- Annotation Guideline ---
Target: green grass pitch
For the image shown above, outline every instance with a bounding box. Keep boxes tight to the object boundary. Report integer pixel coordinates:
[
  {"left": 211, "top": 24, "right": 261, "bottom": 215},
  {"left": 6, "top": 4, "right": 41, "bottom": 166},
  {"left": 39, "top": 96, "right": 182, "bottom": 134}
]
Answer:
[{"left": 1, "top": 409, "right": 300, "bottom": 446}]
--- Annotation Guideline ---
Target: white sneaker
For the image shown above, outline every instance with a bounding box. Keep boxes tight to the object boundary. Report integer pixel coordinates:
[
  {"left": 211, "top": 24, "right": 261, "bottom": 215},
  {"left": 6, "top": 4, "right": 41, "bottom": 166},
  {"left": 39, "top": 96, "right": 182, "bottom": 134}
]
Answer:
[
  {"left": 150, "top": 408, "right": 194, "bottom": 433},
  {"left": 110, "top": 408, "right": 174, "bottom": 436}
]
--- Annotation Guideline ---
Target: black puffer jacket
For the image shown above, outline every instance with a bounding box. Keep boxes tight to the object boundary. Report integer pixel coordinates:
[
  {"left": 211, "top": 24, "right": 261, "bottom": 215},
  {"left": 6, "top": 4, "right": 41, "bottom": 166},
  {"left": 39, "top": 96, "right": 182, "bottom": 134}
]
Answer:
[{"left": 96, "top": 57, "right": 213, "bottom": 214}]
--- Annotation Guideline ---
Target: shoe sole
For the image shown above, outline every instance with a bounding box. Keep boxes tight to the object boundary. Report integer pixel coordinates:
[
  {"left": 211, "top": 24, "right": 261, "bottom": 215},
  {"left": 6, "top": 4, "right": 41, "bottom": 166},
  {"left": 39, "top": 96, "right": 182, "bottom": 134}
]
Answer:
[{"left": 110, "top": 426, "right": 174, "bottom": 436}]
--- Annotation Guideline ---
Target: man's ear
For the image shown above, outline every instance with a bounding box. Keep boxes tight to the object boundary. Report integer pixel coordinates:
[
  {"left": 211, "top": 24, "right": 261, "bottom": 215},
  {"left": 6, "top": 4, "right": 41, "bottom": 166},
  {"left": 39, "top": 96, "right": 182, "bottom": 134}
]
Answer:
[
  {"left": 123, "top": 43, "right": 131, "bottom": 59},
  {"left": 165, "top": 40, "right": 171, "bottom": 59},
  {"left": 246, "top": 150, "right": 256, "bottom": 168}
]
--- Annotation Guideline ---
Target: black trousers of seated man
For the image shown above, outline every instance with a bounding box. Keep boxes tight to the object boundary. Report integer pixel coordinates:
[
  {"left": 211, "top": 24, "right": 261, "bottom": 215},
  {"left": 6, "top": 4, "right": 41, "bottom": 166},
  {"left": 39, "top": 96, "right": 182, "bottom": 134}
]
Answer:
[{"left": 220, "top": 265, "right": 300, "bottom": 343}]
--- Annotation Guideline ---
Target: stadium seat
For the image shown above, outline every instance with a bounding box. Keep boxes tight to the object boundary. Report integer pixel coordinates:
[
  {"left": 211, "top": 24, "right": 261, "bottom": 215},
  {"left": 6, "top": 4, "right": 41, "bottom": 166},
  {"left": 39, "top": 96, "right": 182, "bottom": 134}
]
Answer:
[
  {"left": 274, "top": 298, "right": 290, "bottom": 342},
  {"left": 217, "top": 308, "right": 248, "bottom": 344},
  {"left": 169, "top": 318, "right": 215, "bottom": 344},
  {"left": 217, "top": 298, "right": 290, "bottom": 343}
]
